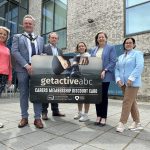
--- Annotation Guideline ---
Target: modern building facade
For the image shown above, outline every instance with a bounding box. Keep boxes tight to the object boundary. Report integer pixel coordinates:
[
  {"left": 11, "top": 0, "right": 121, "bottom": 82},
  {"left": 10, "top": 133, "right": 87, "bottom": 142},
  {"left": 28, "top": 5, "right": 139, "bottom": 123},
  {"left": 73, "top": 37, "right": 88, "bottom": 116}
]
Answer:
[
  {"left": 0, "top": 0, "right": 29, "bottom": 46},
  {"left": 0, "top": 0, "right": 150, "bottom": 100}
]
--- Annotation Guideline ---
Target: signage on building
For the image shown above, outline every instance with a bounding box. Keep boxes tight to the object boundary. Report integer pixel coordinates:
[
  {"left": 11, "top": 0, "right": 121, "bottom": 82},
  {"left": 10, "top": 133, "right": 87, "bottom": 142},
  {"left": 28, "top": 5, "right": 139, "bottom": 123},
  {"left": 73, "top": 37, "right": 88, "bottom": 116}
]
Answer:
[{"left": 30, "top": 55, "right": 102, "bottom": 104}]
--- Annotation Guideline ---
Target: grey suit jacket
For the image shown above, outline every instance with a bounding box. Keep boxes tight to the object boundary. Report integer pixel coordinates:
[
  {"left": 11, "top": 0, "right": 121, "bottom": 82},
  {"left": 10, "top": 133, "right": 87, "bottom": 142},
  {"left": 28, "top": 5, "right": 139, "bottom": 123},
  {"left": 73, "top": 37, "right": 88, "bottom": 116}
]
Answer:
[{"left": 11, "top": 34, "right": 44, "bottom": 72}]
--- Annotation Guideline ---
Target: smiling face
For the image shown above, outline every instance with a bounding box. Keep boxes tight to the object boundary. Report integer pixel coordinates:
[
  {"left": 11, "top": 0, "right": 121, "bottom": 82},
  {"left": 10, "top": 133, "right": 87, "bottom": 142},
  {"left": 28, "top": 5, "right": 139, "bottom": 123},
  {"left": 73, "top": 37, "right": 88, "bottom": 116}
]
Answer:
[
  {"left": 124, "top": 38, "right": 135, "bottom": 51},
  {"left": 0, "top": 28, "right": 8, "bottom": 43},
  {"left": 49, "top": 33, "right": 59, "bottom": 46},
  {"left": 97, "top": 33, "right": 107, "bottom": 47},
  {"left": 77, "top": 42, "right": 87, "bottom": 54},
  {"left": 23, "top": 17, "right": 35, "bottom": 33}
]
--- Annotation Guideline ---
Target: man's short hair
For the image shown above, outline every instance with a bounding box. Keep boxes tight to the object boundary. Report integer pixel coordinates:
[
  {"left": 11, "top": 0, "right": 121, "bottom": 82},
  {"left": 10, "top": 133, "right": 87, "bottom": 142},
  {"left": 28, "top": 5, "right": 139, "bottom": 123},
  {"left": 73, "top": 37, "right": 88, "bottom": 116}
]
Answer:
[
  {"left": 48, "top": 32, "right": 59, "bottom": 39},
  {"left": 23, "top": 15, "right": 35, "bottom": 22}
]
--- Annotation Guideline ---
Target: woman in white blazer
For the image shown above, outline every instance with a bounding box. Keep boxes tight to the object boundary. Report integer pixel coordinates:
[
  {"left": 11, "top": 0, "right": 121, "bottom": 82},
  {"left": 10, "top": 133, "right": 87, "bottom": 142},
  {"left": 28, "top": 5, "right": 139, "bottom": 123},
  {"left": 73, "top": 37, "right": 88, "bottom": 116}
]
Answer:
[{"left": 115, "top": 37, "right": 144, "bottom": 133}]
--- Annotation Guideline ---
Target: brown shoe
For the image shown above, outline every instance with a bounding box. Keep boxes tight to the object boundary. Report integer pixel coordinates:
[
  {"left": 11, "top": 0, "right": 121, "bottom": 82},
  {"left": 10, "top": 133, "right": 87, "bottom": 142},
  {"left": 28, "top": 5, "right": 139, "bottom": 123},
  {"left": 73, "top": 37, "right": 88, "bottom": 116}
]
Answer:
[
  {"left": 52, "top": 112, "right": 65, "bottom": 117},
  {"left": 18, "top": 118, "right": 28, "bottom": 128},
  {"left": 34, "top": 119, "right": 43, "bottom": 129},
  {"left": 42, "top": 113, "right": 48, "bottom": 120}
]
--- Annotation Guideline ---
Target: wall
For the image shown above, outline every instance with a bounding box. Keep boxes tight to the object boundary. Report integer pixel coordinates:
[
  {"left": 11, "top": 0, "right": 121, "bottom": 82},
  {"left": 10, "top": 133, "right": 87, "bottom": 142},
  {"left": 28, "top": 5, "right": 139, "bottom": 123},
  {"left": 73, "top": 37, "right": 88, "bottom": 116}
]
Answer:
[
  {"left": 67, "top": 0, "right": 150, "bottom": 52},
  {"left": 29, "top": 0, "right": 42, "bottom": 35},
  {"left": 138, "top": 55, "right": 150, "bottom": 101},
  {"left": 67, "top": 0, "right": 124, "bottom": 51}
]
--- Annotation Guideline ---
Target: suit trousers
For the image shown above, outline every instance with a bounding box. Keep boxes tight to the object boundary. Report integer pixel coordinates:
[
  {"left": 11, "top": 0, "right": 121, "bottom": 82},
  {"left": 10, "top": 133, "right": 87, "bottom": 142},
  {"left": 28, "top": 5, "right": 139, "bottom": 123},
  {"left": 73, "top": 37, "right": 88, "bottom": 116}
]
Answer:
[
  {"left": 17, "top": 72, "right": 42, "bottom": 119},
  {"left": 42, "top": 56, "right": 70, "bottom": 114},
  {"left": 120, "top": 85, "right": 140, "bottom": 124},
  {"left": 42, "top": 103, "right": 59, "bottom": 114},
  {"left": 95, "top": 82, "right": 110, "bottom": 118}
]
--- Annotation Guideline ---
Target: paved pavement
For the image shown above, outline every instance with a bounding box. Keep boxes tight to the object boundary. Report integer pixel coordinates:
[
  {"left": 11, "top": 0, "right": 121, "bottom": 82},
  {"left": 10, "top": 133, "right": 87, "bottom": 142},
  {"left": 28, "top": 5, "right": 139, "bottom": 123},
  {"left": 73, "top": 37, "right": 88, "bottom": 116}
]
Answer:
[{"left": 0, "top": 94, "right": 150, "bottom": 150}]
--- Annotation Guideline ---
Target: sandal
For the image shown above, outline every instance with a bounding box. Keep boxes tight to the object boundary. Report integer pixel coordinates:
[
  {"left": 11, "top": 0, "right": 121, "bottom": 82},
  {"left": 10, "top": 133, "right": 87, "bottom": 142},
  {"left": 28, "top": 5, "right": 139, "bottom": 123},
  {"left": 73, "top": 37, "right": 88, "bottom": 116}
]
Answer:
[
  {"left": 100, "top": 118, "right": 106, "bottom": 126},
  {"left": 94, "top": 117, "right": 101, "bottom": 125}
]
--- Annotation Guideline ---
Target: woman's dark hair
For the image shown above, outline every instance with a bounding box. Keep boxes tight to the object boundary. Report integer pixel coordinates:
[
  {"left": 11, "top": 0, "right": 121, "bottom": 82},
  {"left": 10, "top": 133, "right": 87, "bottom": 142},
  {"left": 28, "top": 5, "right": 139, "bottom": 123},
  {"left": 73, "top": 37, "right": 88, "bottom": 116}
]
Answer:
[
  {"left": 123, "top": 37, "right": 136, "bottom": 50},
  {"left": 95, "top": 31, "right": 108, "bottom": 46},
  {"left": 76, "top": 42, "right": 87, "bottom": 52}
]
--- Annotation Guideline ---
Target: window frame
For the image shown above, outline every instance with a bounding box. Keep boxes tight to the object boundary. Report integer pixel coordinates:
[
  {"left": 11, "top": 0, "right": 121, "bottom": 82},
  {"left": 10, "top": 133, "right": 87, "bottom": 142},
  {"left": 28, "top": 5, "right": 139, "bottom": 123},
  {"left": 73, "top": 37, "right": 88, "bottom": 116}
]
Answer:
[
  {"left": 0, "top": 0, "right": 29, "bottom": 34},
  {"left": 124, "top": 0, "right": 150, "bottom": 36},
  {"left": 41, "top": 0, "right": 67, "bottom": 49},
  {"left": 0, "top": 0, "right": 29, "bottom": 48}
]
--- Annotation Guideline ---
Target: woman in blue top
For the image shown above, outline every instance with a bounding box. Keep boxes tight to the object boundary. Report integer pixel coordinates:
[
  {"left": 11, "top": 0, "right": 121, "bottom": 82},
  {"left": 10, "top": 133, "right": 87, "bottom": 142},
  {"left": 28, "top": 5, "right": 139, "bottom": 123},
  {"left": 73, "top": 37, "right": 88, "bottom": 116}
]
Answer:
[
  {"left": 91, "top": 31, "right": 116, "bottom": 126},
  {"left": 115, "top": 38, "right": 144, "bottom": 133}
]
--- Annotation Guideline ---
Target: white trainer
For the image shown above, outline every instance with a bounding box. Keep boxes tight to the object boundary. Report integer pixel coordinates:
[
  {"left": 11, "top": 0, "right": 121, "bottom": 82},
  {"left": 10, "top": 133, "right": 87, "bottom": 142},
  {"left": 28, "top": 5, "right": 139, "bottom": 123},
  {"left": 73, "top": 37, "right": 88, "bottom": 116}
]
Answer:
[
  {"left": 79, "top": 114, "right": 89, "bottom": 122},
  {"left": 74, "top": 112, "right": 82, "bottom": 120},
  {"left": 0, "top": 122, "right": 4, "bottom": 128},
  {"left": 128, "top": 122, "right": 143, "bottom": 131},
  {"left": 116, "top": 122, "right": 125, "bottom": 133}
]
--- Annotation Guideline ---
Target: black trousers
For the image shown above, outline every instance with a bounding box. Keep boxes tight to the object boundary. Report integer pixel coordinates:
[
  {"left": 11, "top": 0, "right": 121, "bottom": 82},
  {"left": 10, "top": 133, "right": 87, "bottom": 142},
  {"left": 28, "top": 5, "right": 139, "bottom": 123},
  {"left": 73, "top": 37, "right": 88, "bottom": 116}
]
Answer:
[
  {"left": 0, "top": 74, "right": 8, "bottom": 96},
  {"left": 95, "top": 82, "right": 110, "bottom": 118},
  {"left": 42, "top": 56, "right": 67, "bottom": 114},
  {"left": 42, "top": 103, "right": 59, "bottom": 114}
]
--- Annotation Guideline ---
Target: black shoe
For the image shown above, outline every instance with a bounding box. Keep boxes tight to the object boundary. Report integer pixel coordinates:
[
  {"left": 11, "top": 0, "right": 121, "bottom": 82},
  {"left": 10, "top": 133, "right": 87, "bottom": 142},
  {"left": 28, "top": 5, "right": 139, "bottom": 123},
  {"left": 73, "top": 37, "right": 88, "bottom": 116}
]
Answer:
[
  {"left": 42, "top": 113, "right": 48, "bottom": 120},
  {"left": 52, "top": 112, "right": 65, "bottom": 117}
]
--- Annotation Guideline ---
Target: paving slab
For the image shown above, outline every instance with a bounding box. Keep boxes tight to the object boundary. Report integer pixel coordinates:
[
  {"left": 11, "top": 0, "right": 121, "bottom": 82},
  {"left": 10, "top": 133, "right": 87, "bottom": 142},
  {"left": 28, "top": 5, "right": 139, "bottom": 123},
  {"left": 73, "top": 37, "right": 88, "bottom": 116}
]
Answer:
[
  {"left": 88, "top": 132, "right": 133, "bottom": 150},
  {"left": 27, "top": 137, "right": 82, "bottom": 150},
  {"left": 0, "top": 97, "right": 150, "bottom": 150},
  {"left": 125, "top": 139, "right": 150, "bottom": 150}
]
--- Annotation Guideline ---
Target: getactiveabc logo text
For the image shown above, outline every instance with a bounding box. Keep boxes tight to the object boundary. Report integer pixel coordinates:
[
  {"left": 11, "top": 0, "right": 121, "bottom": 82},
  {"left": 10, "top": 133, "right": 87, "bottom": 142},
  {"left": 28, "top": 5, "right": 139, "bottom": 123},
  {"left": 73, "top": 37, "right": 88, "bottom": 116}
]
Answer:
[{"left": 41, "top": 77, "right": 92, "bottom": 86}]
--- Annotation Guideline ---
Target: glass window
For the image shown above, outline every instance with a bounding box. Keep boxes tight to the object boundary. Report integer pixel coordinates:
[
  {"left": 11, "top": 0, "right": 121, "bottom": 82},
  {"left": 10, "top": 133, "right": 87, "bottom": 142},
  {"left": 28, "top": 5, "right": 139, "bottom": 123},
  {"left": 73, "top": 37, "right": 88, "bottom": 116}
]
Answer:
[
  {"left": 7, "top": 3, "right": 18, "bottom": 35},
  {"left": 42, "top": 0, "right": 67, "bottom": 49},
  {"left": 0, "top": 0, "right": 29, "bottom": 47},
  {"left": 125, "top": 1, "right": 150, "bottom": 35},
  {"left": 126, "top": 3, "right": 150, "bottom": 34},
  {"left": 126, "top": 0, "right": 149, "bottom": 7},
  {"left": 54, "top": 0, "right": 67, "bottom": 30},
  {"left": 57, "top": 29, "right": 67, "bottom": 49},
  {"left": 0, "top": 2, "right": 8, "bottom": 26},
  {"left": 20, "top": 0, "right": 28, "bottom": 9},
  {"left": 42, "top": 0, "right": 54, "bottom": 34},
  {"left": 18, "top": 8, "right": 28, "bottom": 33},
  {"left": 43, "top": 33, "right": 49, "bottom": 44}
]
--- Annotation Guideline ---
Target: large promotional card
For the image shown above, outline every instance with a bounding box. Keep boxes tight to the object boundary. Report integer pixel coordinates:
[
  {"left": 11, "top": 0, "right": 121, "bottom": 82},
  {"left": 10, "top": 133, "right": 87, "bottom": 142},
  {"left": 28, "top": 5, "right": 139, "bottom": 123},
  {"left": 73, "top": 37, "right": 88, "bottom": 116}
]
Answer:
[{"left": 30, "top": 55, "right": 102, "bottom": 104}]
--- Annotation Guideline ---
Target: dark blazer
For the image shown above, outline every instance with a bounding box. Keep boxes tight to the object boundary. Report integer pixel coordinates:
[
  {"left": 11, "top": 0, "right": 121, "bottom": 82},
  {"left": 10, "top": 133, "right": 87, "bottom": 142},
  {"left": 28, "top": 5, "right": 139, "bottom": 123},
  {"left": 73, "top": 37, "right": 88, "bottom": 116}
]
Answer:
[
  {"left": 43, "top": 44, "right": 63, "bottom": 56},
  {"left": 43, "top": 44, "right": 64, "bottom": 75}
]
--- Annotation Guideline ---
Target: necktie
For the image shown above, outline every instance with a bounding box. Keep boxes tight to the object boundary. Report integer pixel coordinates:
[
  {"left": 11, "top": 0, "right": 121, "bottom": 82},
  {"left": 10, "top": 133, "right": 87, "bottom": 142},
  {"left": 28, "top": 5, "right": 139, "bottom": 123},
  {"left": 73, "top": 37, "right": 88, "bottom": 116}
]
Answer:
[{"left": 28, "top": 34, "right": 36, "bottom": 56}]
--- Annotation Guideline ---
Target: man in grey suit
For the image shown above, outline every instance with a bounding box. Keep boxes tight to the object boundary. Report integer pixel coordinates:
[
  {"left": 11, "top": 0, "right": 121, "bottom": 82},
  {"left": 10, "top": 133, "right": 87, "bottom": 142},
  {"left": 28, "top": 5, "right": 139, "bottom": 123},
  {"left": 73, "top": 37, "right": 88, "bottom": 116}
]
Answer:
[
  {"left": 42, "top": 32, "right": 69, "bottom": 120},
  {"left": 11, "top": 15, "right": 44, "bottom": 128}
]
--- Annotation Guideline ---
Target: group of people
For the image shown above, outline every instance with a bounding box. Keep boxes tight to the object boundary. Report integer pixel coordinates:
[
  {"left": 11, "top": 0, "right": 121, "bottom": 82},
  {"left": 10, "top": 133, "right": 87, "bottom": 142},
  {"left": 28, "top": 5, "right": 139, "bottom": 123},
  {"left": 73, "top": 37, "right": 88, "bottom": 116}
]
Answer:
[{"left": 0, "top": 14, "right": 144, "bottom": 133}]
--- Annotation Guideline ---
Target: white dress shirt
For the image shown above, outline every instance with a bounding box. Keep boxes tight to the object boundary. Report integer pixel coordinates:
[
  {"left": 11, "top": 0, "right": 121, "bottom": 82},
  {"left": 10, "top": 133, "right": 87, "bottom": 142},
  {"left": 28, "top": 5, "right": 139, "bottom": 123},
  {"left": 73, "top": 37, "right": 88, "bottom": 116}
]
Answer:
[{"left": 50, "top": 44, "right": 58, "bottom": 56}]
